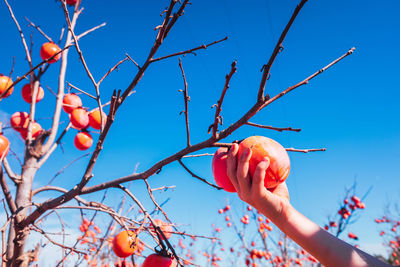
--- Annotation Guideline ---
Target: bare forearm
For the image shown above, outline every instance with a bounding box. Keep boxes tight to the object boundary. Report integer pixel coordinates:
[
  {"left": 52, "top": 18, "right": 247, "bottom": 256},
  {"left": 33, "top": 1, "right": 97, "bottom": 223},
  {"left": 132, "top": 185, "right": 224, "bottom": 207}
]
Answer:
[{"left": 269, "top": 204, "right": 388, "bottom": 267}]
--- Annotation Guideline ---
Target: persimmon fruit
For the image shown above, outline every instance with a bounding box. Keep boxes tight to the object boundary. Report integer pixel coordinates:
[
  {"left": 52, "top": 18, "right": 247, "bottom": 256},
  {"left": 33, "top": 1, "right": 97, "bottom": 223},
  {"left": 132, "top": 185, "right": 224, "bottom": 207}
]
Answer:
[
  {"left": 74, "top": 132, "right": 93, "bottom": 150},
  {"left": 88, "top": 109, "right": 106, "bottom": 130},
  {"left": 0, "top": 135, "right": 10, "bottom": 159},
  {"left": 70, "top": 108, "right": 89, "bottom": 130},
  {"left": 212, "top": 147, "right": 236, "bottom": 193},
  {"left": 142, "top": 254, "right": 177, "bottom": 267},
  {"left": 10, "top": 112, "right": 29, "bottom": 132},
  {"left": 63, "top": 93, "right": 82, "bottom": 114},
  {"left": 0, "top": 75, "right": 13, "bottom": 98},
  {"left": 237, "top": 136, "right": 290, "bottom": 189},
  {"left": 40, "top": 42, "right": 61, "bottom": 63},
  {"left": 20, "top": 122, "right": 42, "bottom": 140},
  {"left": 112, "top": 230, "right": 137, "bottom": 258},
  {"left": 21, "top": 84, "right": 44, "bottom": 103}
]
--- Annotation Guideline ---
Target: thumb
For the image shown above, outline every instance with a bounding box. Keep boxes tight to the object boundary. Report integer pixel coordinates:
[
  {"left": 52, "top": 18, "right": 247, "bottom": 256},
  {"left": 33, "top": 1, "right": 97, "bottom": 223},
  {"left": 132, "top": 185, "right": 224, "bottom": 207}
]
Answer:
[{"left": 252, "top": 157, "right": 270, "bottom": 194}]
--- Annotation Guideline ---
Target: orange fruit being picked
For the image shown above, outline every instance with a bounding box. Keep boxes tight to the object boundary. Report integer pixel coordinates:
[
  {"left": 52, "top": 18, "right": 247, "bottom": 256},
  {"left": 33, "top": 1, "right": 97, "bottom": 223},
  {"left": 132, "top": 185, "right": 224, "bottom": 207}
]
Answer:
[{"left": 237, "top": 136, "right": 290, "bottom": 189}]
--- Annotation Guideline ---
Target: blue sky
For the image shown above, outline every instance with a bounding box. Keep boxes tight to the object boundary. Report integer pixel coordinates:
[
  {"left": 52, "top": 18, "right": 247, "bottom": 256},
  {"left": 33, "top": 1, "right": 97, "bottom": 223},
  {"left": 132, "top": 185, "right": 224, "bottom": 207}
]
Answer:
[{"left": 1, "top": 0, "right": 399, "bottom": 265}]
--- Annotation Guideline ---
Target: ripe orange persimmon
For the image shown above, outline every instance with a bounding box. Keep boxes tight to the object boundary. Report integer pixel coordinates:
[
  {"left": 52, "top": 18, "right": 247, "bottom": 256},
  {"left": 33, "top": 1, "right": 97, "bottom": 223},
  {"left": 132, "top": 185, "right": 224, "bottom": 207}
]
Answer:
[
  {"left": 20, "top": 122, "right": 42, "bottom": 140},
  {"left": 237, "top": 136, "right": 290, "bottom": 189},
  {"left": 10, "top": 112, "right": 29, "bottom": 132},
  {"left": 88, "top": 109, "right": 106, "bottom": 130},
  {"left": 40, "top": 42, "right": 61, "bottom": 63},
  {"left": 0, "top": 135, "right": 10, "bottom": 159},
  {"left": 74, "top": 132, "right": 93, "bottom": 150},
  {"left": 0, "top": 75, "right": 13, "bottom": 98},
  {"left": 152, "top": 219, "right": 173, "bottom": 239},
  {"left": 142, "top": 254, "right": 177, "bottom": 267},
  {"left": 21, "top": 84, "right": 44, "bottom": 103},
  {"left": 212, "top": 147, "right": 236, "bottom": 193},
  {"left": 70, "top": 108, "right": 89, "bottom": 130},
  {"left": 112, "top": 230, "right": 137, "bottom": 258},
  {"left": 63, "top": 93, "right": 82, "bottom": 114}
]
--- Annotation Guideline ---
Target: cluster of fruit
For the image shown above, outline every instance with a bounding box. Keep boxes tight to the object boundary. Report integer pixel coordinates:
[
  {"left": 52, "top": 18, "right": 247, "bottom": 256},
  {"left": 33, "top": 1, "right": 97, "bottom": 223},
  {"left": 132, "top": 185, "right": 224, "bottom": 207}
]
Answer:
[
  {"left": 111, "top": 219, "right": 176, "bottom": 266},
  {"left": 62, "top": 92, "right": 106, "bottom": 150},
  {"left": 0, "top": 39, "right": 107, "bottom": 151},
  {"left": 0, "top": 42, "right": 63, "bottom": 158}
]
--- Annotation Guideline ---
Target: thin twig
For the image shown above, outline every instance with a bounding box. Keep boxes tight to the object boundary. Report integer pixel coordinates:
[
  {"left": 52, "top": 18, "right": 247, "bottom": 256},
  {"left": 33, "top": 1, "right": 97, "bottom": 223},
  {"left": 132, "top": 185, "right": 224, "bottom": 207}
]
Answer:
[
  {"left": 151, "top": 36, "right": 228, "bottom": 63},
  {"left": 125, "top": 53, "right": 141, "bottom": 70},
  {"left": 285, "top": 148, "right": 326, "bottom": 153},
  {"left": 25, "top": 17, "right": 53, "bottom": 42},
  {"left": 66, "top": 82, "right": 96, "bottom": 99},
  {"left": 245, "top": 122, "right": 301, "bottom": 132},
  {"left": 178, "top": 159, "right": 222, "bottom": 190},
  {"left": 178, "top": 58, "right": 191, "bottom": 147},
  {"left": 210, "top": 60, "right": 237, "bottom": 138},
  {"left": 257, "top": 0, "right": 308, "bottom": 101},
  {"left": 98, "top": 57, "right": 129, "bottom": 85}
]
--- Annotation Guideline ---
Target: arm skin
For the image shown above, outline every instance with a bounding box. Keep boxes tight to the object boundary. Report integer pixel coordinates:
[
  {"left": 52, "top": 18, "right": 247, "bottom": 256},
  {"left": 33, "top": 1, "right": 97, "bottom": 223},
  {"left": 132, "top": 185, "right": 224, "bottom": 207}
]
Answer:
[{"left": 226, "top": 143, "right": 389, "bottom": 267}]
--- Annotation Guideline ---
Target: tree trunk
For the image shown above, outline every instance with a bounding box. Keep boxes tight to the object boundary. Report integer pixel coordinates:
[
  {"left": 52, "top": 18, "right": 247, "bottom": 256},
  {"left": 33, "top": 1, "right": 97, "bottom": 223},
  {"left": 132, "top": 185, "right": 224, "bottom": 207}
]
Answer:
[{"left": 7, "top": 156, "right": 37, "bottom": 267}]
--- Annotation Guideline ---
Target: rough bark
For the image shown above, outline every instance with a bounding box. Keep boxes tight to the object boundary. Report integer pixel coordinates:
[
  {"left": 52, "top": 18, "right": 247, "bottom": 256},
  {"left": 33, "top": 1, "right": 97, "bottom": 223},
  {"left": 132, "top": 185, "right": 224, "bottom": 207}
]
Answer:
[{"left": 8, "top": 156, "right": 37, "bottom": 267}]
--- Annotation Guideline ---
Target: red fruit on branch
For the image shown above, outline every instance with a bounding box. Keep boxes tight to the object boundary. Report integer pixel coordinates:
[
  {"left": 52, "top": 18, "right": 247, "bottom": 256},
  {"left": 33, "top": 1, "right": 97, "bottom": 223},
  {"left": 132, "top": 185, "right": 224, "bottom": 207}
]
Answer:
[
  {"left": 0, "top": 75, "right": 13, "bottom": 98},
  {"left": 10, "top": 112, "right": 29, "bottom": 132},
  {"left": 70, "top": 108, "right": 89, "bottom": 130},
  {"left": 88, "top": 109, "right": 107, "bottom": 130},
  {"left": 237, "top": 136, "right": 290, "bottom": 189},
  {"left": 74, "top": 132, "right": 93, "bottom": 150},
  {"left": 112, "top": 230, "right": 137, "bottom": 258},
  {"left": 212, "top": 147, "right": 236, "bottom": 192},
  {"left": 0, "top": 135, "right": 10, "bottom": 159},
  {"left": 20, "top": 122, "right": 42, "bottom": 140},
  {"left": 351, "top": 196, "right": 361, "bottom": 204},
  {"left": 66, "top": 0, "right": 78, "bottom": 5},
  {"left": 63, "top": 93, "right": 82, "bottom": 114},
  {"left": 142, "top": 253, "right": 177, "bottom": 267},
  {"left": 40, "top": 42, "right": 61, "bottom": 63},
  {"left": 21, "top": 84, "right": 44, "bottom": 103}
]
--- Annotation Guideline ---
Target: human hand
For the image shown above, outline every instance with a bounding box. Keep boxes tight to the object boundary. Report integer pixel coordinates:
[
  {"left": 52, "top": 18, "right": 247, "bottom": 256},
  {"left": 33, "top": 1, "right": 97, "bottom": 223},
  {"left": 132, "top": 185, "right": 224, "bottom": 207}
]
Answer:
[{"left": 227, "top": 143, "right": 292, "bottom": 222}]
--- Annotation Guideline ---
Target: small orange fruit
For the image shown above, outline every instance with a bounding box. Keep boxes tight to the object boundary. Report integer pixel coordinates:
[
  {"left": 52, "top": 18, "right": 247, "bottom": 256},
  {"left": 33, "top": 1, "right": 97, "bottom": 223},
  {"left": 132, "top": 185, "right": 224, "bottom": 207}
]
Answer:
[
  {"left": 10, "top": 112, "right": 29, "bottom": 132},
  {"left": 21, "top": 83, "right": 44, "bottom": 103},
  {"left": 112, "top": 230, "right": 137, "bottom": 258},
  {"left": 63, "top": 93, "right": 82, "bottom": 114},
  {"left": 70, "top": 108, "right": 89, "bottom": 130},
  {"left": 0, "top": 75, "right": 14, "bottom": 98},
  {"left": 20, "top": 122, "right": 42, "bottom": 140},
  {"left": 74, "top": 132, "right": 93, "bottom": 150},
  {"left": 0, "top": 135, "right": 10, "bottom": 159},
  {"left": 88, "top": 109, "right": 106, "bottom": 130},
  {"left": 40, "top": 42, "right": 61, "bottom": 63}
]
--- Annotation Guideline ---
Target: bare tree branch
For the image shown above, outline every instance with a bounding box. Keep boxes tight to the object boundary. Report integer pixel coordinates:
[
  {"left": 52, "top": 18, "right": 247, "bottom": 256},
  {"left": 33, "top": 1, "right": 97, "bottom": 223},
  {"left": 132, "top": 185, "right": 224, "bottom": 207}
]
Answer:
[
  {"left": 257, "top": 0, "right": 308, "bottom": 101},
  {"left": 151, "top": 36, "right": 228, "bottom": 63},
  {"left": 210, "top": 60, "right": 237, "bottom": 138},
  {"left": 178, "top": 159, "right": 222, "bottom": 190},
  {"left": 178, "top": 58, "right": 191, "bottom": 147},
  {"left": 245, "top": 122, "right": 301, "bottom": 132}
]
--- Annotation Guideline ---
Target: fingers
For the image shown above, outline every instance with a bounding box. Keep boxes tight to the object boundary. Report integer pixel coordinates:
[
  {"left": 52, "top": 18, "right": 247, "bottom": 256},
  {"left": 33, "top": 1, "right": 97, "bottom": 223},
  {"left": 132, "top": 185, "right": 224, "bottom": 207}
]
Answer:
[
  {"left": 227, "top": 143, "right": 239, "bottom": 190},
  {"left": 253, "top": 157, "right": 270, "bottom": 194},
  {"left": 237, "top": 147, "right": 252, "bottom": 193}
]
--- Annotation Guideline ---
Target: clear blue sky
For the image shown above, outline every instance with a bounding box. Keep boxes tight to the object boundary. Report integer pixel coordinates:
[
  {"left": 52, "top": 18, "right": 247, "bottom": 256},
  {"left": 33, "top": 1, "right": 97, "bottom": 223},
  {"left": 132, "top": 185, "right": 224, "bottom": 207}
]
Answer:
[{"left": 1, "top": 0, "right": 399, "bottom": 265}]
